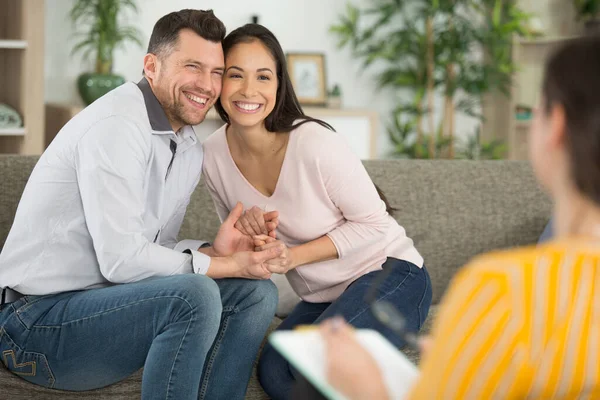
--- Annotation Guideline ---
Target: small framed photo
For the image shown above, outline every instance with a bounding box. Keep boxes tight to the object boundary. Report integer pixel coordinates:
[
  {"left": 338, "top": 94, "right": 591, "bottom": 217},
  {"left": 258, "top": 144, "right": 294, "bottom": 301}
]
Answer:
[{"left": 286, "top": 53, "right": 327, "bottom": 106}]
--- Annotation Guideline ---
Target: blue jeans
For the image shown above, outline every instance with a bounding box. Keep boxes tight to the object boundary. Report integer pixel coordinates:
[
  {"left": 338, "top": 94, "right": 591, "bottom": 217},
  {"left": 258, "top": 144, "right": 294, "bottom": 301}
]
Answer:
[
  {"left": 258, "top": 258, "right": 432, "bottom": 400},
  {"left": 538, "top": 219, "right": 554, "bottom": 243},
  {"left": 0, "top": 275, "right": 278, "bottom": 400}
]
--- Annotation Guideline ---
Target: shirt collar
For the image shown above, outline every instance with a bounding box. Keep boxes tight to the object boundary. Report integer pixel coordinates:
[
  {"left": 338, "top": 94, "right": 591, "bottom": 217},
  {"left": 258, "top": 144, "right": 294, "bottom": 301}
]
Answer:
[
  {"left": 137, "top": 77, "right": 199, "bottom": 152},
  {"left": 136, "top": 77, "right": 175, "bottom": 135}
]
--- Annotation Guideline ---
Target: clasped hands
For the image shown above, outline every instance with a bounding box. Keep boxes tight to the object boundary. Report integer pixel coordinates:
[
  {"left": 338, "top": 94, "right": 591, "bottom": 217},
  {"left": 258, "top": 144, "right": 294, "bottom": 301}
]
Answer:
[
  {"left": 238, "top": 205, "right": 295, "bottom": 275},
  {"left": 210, "top": 203, "right": 293, "bottom": 280}
]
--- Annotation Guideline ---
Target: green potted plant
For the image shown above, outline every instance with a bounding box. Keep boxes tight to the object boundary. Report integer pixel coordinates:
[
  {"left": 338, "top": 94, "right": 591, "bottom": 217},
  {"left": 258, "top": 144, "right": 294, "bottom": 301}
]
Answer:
[
  {"left": 70, "top": 0, "right": 143, "bottom": 105},
  {"left": 457, "top": 127, "right": 507, "bottom": 160},
  {"left": 327, "top": 84, "right": 343, "bottom": 109},
  {"left": 574, "top": 0, "right": 600, "bottom": 35},
  {"left": 330, "top": 0, "right": 533, "bottom": 159}
]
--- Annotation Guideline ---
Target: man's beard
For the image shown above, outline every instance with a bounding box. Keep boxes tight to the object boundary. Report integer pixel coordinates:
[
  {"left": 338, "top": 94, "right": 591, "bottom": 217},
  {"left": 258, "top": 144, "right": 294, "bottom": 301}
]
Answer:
[
  {"left": 155, "top": 84, "right": 212, "bottom": 130},
  {"left": 165, "top": 99, "right": 203, "bottom": 128}
]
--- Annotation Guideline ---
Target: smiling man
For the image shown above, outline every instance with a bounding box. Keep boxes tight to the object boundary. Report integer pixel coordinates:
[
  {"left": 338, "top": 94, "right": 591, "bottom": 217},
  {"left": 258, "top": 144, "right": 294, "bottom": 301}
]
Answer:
[{"left": 0, "top": 9, "right": 281, "bottom": 400}]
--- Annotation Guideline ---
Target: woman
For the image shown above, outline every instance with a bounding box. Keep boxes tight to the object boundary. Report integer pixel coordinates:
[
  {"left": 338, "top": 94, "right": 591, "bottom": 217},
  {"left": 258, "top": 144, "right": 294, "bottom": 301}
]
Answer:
[
  {"left": 321, "top": 36, "right": 600, "bottom": 399},
  {"left": 201, "top": 23, "right": 432, "bottom": 399}
]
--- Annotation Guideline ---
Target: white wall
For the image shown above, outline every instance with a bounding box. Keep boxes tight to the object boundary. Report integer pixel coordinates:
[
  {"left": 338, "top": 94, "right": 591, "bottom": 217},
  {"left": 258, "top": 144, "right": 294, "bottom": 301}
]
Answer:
[{"left": 45, "top": 0, "right": 477, "bottom": 158}]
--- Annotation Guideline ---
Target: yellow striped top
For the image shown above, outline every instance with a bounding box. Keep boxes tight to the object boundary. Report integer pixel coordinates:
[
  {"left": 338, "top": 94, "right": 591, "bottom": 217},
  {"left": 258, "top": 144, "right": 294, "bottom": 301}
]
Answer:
[{"left": 408, "top": 238, "right": 600, "bottom": 399}]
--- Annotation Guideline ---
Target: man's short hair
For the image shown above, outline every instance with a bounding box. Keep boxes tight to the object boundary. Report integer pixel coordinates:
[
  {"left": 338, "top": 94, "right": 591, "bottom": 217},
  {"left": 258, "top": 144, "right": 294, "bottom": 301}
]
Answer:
[{"left": 147, "top": 9, "right": 226, "bottom": 59}]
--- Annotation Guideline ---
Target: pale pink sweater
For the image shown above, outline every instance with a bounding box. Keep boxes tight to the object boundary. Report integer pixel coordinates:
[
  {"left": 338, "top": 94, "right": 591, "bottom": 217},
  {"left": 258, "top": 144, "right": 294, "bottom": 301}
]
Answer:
[{"left": 202, "top": 122, "right": 423, "bottom": 303}]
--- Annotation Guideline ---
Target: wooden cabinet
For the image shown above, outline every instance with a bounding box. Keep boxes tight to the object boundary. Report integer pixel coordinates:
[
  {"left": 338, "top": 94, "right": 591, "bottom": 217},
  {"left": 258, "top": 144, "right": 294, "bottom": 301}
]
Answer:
[{"left": 0, "top": 0, "right": 45, "bottom": 155}]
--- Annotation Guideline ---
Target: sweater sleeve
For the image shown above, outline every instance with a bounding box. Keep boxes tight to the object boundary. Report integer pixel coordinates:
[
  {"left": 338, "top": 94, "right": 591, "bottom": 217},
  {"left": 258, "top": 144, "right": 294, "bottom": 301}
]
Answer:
[
  {"left": 407, "top": 263, "right": 525, "bottom": 399},
  {"left": 305, "top": 126, "right": 390, "bottom": 258}
]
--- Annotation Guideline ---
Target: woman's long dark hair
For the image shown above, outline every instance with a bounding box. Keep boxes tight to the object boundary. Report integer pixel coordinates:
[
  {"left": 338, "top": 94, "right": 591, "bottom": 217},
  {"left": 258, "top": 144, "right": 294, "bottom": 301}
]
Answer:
[
  {"left": 215, "top": 23, "right": 396, "bottom": 215},
  {"left": 543, "top": 36, "right": 600, "bottom": 206}
]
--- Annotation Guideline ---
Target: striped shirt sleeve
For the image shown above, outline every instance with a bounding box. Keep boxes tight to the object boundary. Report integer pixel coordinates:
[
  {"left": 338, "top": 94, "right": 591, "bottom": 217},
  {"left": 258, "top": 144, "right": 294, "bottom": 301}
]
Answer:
[{"left": 408, "top": 263, "right": 526, "bottom": 399}]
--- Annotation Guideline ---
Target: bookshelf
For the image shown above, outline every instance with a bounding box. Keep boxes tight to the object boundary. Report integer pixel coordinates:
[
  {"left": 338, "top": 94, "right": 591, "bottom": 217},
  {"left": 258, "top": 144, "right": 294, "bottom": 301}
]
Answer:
[
  {"left": 0, "top": 0, "right": 45, "bottom": 154},
  {"left": 482, "top": 0, "right": 582, "bottom": 160}
]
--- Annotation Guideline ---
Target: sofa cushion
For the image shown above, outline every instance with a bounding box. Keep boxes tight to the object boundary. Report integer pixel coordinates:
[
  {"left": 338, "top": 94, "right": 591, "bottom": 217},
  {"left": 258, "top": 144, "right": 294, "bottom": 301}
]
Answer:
[
  {"left": 0, "top": 157, "right": 551, "bottom": 307},
  {"left": 360, "top": 160, "right": 550, "bottom": 303}
]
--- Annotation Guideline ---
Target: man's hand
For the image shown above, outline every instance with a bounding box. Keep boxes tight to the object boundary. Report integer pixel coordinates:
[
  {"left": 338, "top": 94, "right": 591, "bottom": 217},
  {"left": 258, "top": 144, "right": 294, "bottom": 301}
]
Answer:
[
  {"left": 234, "top": 206, "right": 279, "bottom": 238},
  {"left": 206, "top": 244, "right": 283, "bottom": 280},
  {"left": 253, "top": 235, "right": 295, "bottom": 274},
  {"left": 212, "top": 202, "right": 255, "bottom": 256},
  {"left": 321, "top": 317, "right": 389, "bottom": 400},
  {"left": 230, "top": 247, "right": 281, "bottom": 279}
]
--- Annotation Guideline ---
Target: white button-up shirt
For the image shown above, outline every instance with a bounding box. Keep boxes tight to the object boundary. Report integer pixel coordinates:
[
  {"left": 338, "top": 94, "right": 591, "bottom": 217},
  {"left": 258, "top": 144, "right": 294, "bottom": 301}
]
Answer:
[{"left": 0, "top": 78, "right": 210, "bottom": 296}]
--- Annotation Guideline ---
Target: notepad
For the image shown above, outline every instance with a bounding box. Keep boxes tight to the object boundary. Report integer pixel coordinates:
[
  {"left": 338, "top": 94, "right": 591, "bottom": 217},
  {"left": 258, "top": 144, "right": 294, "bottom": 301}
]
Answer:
[{"left": 269, "top": 329, "right": 420, "bottom": 400}]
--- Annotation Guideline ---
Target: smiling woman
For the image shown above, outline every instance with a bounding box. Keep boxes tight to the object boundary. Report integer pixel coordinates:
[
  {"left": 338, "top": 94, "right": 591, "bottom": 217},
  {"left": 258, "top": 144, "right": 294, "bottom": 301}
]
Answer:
[
  {"left": 219, "top": 41, "right": 279, "bottom": 128},
  {"left": 203, "top": 23, "right": 432, "bottom": 400}
]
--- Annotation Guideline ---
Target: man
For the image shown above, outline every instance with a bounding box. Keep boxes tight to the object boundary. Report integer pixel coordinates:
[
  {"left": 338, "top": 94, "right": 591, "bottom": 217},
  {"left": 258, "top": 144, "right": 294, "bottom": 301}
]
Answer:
[{"left": 0, "top": 9, "right": 281, "bottom": 400}]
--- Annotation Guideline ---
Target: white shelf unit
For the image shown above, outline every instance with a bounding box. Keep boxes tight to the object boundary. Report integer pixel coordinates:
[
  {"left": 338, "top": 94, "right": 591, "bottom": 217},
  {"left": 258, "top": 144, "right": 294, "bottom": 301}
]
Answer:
[
  {"left": 0, "top": 40, "right": 28, "bottom": 49},
  {"left": 0, "top": 0, "right": 45, "bottom": 154},
  {"left": 482, "top": 0, "right": 583, "bottom": 160},
  {"left": 0, "top": 127, "right": 27, "bottom": 136}
]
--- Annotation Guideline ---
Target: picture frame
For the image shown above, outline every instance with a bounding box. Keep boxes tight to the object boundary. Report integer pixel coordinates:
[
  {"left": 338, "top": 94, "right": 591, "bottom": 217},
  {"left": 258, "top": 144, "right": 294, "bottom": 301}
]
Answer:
[{"left": 286, "top": 53, "right": 327, "bottom": 106}]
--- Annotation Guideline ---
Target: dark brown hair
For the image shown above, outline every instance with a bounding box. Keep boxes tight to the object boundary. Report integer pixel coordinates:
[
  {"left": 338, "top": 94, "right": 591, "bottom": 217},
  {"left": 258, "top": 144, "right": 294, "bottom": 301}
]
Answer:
[
  {"left": 147, "top": 9, "right": 226, "bottom": 59},
  {"left": 215, "top": 23, "right": 396, "bottom": 214},
  {"left": 214, "top": 23, "right": 331, "bottom": 133},
  {"left": 543, "top": 36, "right": 600, "bottom": 204}
]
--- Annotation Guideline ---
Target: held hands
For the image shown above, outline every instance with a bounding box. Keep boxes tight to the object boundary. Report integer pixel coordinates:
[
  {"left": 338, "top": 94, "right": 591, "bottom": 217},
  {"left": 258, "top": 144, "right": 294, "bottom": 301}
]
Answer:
[
  {"left": 229, "top": 246, "right": 282, "bottom": 279},
  {"left": 213, "top": 202, "right": 255, "bottom": 256},
  {"left": 209, "top": 203, "right": 283, "bottom": 280},
  {"left": 253, "top": 234, "right": 295, "bottom": 274},
  {"left": 234, "top": 206, "right": 279, "bottom": 238}
]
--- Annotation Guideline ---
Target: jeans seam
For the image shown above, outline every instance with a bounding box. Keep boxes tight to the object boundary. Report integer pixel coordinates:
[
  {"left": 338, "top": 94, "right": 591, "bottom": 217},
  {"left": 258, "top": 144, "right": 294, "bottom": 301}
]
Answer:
[
  {"left": 416, "top": 266, "right": 430, "bottom": 330},
  {"left": 346, "top": 262, "right": 413, "bottom": 325},
  {"left": 221, "top": 306, "right": 238, "bottom": 314},
  {"left": 165, "top": 313, "right": 194, "bottom": 400},
  {"left": 21, "top": 295, "right": 197, "bottom": 330},
  {"left": 198, "top": 314, "right": 230, "bottom": 400}
]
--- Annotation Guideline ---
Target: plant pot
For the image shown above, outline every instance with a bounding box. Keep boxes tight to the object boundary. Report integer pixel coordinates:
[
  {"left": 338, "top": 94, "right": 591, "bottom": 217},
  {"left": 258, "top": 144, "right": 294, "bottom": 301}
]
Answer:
[
  {"left": 77, "top": 73, "right": 126, "bottom": 106},
  {"left": 327, "top": 96, "right": 342, "bottom": 109},
  {"left": 584, "top": 18, "right": 600, "bottom": 36}
]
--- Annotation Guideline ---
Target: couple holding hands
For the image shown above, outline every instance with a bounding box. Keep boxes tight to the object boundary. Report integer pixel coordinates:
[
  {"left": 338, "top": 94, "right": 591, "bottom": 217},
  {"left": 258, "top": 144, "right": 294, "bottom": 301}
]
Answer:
[{"left": 0, "top": 8, "right": 430, "bottom": 400}]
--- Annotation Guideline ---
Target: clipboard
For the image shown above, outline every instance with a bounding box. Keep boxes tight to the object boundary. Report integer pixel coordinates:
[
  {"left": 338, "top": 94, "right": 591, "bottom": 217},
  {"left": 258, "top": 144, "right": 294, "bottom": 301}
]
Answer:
[{"left": 269, "top": 328, "right": 420, "bottom": 400}]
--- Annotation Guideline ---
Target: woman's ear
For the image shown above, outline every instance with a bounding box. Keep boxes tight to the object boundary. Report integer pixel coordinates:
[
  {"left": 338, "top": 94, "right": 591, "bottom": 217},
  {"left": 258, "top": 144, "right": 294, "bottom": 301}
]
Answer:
[{"left": 548, "top": 103, "right": 567, "bottom": 149}]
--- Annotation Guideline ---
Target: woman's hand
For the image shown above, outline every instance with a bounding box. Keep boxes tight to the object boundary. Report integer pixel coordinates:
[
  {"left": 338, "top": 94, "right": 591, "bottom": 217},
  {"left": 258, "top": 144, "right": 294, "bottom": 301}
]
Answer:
[
  {"left": 253, "top": 235, "right": 295, "bottom": 274},
  {"left": 234, "top": 206, "right": 279, "bottom": 238},
  {"left": 320, "top": 317, "right": 390, "bottom": 400}
]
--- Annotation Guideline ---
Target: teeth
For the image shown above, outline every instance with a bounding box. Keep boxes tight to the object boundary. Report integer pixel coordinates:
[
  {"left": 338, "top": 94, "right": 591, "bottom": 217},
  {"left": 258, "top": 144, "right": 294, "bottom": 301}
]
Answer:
[
  {"left": 185, "top": 93, "right": 207, "bottom": 105},
  {"left": 236, "top": 102, "right": 260, "bottom": 111}
]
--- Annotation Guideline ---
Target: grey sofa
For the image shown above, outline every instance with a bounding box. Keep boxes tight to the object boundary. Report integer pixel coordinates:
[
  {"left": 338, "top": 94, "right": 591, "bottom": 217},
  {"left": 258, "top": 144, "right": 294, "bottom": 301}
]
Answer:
[{"left": 0, "top": 155, "right": 551, "bottom": 399}]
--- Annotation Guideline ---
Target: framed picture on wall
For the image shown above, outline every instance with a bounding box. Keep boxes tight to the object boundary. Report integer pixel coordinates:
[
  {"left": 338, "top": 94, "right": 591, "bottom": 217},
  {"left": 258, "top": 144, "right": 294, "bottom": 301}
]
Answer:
[{"left": 286, "top": 53, "right": 327, "bottom": 106}]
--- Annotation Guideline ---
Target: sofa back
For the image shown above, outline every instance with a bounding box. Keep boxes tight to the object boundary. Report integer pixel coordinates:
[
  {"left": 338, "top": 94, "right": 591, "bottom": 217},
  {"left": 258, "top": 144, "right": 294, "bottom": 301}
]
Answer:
[{"left": 0, "top": 155, "right": 551, "bottom": 304}]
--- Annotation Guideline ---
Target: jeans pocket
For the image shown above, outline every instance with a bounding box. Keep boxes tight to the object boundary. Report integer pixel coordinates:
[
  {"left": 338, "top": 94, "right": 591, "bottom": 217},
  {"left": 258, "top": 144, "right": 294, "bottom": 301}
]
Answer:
[
  {"left": 13, "top": 294, "right": 62, "bottom": 330},
  {"left": 0, "top": 328, "right": 56, "bottom": 388}
]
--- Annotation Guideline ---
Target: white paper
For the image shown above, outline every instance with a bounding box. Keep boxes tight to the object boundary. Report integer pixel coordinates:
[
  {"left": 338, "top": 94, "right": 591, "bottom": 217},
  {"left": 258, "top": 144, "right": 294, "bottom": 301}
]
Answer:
[{"left": 269, "top": 329, "right": 420, "bottom": 400}]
